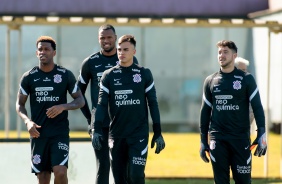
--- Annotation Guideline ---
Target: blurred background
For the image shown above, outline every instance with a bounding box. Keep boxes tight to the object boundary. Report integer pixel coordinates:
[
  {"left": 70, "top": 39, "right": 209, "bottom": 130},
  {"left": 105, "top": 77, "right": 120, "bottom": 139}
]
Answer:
[
  {"left": 1, "top": 0, "right": 282, "bottom": 183},
  {"left": 1, "top": 0, "right": 282, "bottom": 134}
]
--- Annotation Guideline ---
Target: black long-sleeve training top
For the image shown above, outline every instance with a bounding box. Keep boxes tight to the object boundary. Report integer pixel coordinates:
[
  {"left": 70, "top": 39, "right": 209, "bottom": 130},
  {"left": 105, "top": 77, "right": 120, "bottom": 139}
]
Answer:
[
  {"left": 200, "top": 67, "right": 265, "bottom": 139},
  {"left": 77, "top": 51, "right": 138, "bottom": 126},
  {"left": 94, "top": 63, "right": 161, "bottom": 139}
]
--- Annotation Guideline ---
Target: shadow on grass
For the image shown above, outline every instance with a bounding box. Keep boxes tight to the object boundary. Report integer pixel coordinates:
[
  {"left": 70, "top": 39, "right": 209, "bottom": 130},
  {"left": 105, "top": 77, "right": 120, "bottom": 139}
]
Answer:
[{"left": 146, "top": 178, "right": 282, "bottom": 184}]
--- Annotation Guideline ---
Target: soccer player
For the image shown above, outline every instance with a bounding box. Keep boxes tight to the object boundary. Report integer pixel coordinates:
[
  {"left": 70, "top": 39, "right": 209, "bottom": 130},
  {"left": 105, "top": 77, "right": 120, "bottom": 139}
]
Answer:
[
  {"left": 199, "top": 40, "right": 267, "bottom": 184},
  {"left": 92, "top": 35, "right": 165, "bottom": 184},
  {"left": 77, "top": 24, "right": 138, "bottom": 184},
  {"left": 16, "top": 36, "right": 85, "bottom": 184}
]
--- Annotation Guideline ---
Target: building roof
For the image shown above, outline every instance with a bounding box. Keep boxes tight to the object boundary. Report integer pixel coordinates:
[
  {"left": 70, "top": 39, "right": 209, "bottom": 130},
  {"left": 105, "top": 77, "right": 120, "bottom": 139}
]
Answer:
[{"left": 1, "top": 0, "right": 268, "bottom": 18}]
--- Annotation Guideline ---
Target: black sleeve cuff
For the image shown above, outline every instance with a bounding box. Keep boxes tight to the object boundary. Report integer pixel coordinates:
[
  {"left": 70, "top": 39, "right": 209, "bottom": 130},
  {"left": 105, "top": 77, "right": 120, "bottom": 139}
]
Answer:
[{"left": 153, "top": 123, "right": 162, "bottom": 136}]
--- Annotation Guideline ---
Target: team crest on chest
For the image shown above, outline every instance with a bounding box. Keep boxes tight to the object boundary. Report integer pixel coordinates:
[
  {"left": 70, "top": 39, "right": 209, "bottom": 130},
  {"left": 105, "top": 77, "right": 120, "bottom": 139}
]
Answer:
[
  {"left": 54, "top": 74, "right": 62, "bottom": 83},
  {"left": 233, "top": 80, "right": 241, "bottom": 90},
  {"left": 133, "top": 74, "right": 141, "bottom": 83}
]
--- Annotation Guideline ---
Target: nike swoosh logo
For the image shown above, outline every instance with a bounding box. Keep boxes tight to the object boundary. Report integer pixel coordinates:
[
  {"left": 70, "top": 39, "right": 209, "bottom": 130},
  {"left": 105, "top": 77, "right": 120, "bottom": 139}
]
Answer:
[
  {"left": 114, "top": 79, "right": 120, "bottom": 81},
  {"left": 64, "top": 154, "right": 68, "bottom": 157},
  {"left": 245, "top": 146, "right": 249, "bottom": 150},
  {"left": 95, "top": 64, "right": 102, "bottom": 68},
  {"left": 34, "top": 78, "right": 40, "bottom": 82},
  {"left": 140, "top": 139, "right": 144, "bottom": 142}
]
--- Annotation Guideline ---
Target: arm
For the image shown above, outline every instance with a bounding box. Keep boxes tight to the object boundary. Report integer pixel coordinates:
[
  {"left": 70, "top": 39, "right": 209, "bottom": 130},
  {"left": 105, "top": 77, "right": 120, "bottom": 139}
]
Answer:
[
  {"left": 94, "top": 80, "right": 109, "bottom": 134},
  {"left": 16, "top": 93, "right": 41, "bottom": 138},
  {"left": 247, "top": 75, "right": 267, "bottom": 156},
  {"left": 77, "top": 82, "right": 92, "bottom": 123},
  {"left": 145, "top": 69, "right": 165, "bottom": 154},
  {"left": 77, "top": 58, "right": 92, "bottom": 123},
  {"left": 46, "top": 90, "right": 85, "bottom": 118},
  {"left": 199, "top": 76, "right": 213, "bottom": 163},
  {"left": 92, "top": 72, "right": 110, "bottom": 150}
]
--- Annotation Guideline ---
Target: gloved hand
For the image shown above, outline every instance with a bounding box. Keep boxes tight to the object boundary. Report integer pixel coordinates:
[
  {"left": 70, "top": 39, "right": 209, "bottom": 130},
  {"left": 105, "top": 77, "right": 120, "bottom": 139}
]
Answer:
[
  {"left": 200, "top": 134, "right": 210, "bottom": 163},
  {"left": 250, "top": 127, "right": 267, "bottom": 157},
  {"left": 151, "top": 134, "right": 165, "bottom": 154},
  {"left": 91, "top": 130, "right": 103, "bottom": 150},
  {"left": 151, "top": 123, "right": 165, "bottom": 154}
]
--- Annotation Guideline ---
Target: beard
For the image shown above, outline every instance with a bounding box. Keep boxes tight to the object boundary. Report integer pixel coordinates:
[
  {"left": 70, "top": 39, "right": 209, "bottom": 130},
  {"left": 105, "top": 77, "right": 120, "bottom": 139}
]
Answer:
[
  {"left": 102, "top": 46, "right": 115, "bottom": 53},
  {"left": 220, "top": 59, "right": 233, "bottom": 68}
]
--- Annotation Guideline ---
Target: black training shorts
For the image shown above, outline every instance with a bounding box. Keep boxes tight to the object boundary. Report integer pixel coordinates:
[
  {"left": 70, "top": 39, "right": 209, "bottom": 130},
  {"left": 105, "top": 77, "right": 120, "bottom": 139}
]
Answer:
[{"left": 30, "top": 135, "right": 69, "bottom": 173}]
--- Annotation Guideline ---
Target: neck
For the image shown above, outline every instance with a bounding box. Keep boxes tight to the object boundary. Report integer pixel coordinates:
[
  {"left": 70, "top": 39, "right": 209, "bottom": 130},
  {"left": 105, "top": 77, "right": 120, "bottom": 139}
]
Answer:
[
  {"left": 120, "top": 60, "right": 133, "bottom": 67},
  {"left": 221, "top": 66, "right": 235, "bottom": 73},
  {"left": 39, "top": 62, "right": 55, "bottom": 72},
  {"left": 102, "top": 48, "right": 117, "bottom": 57}
]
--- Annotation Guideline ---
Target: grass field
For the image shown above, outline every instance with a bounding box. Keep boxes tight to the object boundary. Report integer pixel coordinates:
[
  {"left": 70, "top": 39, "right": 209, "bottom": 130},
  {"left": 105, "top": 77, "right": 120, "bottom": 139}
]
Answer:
[{"left": 1, "top": 131, "right": 282, "bottom": 183}]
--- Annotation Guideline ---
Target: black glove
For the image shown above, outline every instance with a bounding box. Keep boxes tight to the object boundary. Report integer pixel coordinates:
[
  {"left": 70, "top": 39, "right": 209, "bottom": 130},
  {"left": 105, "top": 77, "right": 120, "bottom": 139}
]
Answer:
[
  {"left": 200, "top": 134, "right": 210, "bottom": 163},
  {"left": 151, "top": 134, "right": 165, "bottom": 154},
  {"left": 151, "top": 123, "right": 165, "bottom": 154},
  {"left": 250, "top": 127, "right": 267, "bottom": 157},
  {"left": 91, "top": 130, "right": 103, "bottom": 150}
]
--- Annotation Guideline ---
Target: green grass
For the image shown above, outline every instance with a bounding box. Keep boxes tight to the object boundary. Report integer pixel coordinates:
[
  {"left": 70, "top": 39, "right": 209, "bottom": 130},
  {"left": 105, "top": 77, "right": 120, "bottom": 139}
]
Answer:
[{"left": 1, "top": 131, "right": 282, "bottom": 183}]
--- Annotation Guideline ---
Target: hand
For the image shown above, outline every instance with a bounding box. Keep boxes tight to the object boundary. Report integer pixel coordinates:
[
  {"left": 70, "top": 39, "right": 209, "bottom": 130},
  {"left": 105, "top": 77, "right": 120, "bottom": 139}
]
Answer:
[
  {"left": 87, "top": 119, "right": 93, "bottom": 136},
  {"left": 200, "top": 134, "right": 210, "bottom": 163},
  {"left": 25, "top": 120, "right": 41, "bottom": 138},
  {"left": 91, "top": 131, "right": 103, "bottom": 150},
  {"left": 250, "top": 127, "right": 267, "bottom": 157},
  {"left": 151, "top": 134, "right": 165, "bottom": 154},
  {"left": 46, "top": 105, "right": 64, "bottom": 118}
]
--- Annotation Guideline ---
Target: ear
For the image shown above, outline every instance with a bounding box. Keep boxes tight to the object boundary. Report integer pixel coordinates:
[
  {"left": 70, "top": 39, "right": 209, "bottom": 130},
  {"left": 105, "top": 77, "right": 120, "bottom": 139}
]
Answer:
[
  {"left": 53, "top": 50, "right": 57, "bottom": 57},
  {"left": 133, "top": 49, "right": 136, "bottom": 55},
  {"left": 233, "top": 53, "right": 237, "bottom": 59}
]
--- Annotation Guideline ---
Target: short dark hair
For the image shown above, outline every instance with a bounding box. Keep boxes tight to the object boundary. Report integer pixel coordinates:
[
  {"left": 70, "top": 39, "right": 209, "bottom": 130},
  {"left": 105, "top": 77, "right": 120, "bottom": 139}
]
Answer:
[
  {"left": 98, "top": 24, "right": 116, "bottom": 34},
  {"left": 118, "top": 35, "right": 136, "bottom": 47},
  {"left": 216, "top": 40, "right": 237, "bottom": 53},
  {"left": 36, "top": 36, "right": 56, "bottom": 50}
]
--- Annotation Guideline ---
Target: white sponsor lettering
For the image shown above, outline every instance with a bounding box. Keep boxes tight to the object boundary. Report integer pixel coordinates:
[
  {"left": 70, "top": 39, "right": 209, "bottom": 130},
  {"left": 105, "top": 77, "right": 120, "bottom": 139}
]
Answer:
[
  {"left": 35, "top": 87, "right": 60, "bottom": 103},
  {"left": 113, "top": 69, "right": 122, "bottom": 73},
  {"left": 132, "top": 68, "right": 140, "bottom": 73},
  {"left": 215, "top": 95, "right": 233, "bottom": 100},
  {"left": 57, "top": 68, "right": 66, "bottom": 73},
  {"left": 35, "top": 87, "right": 53, "bottom": 91},
  {"left": 215, "top": 95, "right": 239, "bottom": 111},
  {"left": 58, "top": 142, "right": 69, "bottom": 151},
  {"left": 237, "top": 165, "right": 251, "bottom": 174},
  {"left": 132, "top": 157, "right": 146, "bottom": 165},
  {"left": 115, "top": 96, "right": 140, "bottom": 107},
  {"left": 97, "top": 72, "right": 103, "bottom": 77},
  {"left": 216, "top": 104, "right": 239, "bottom": 111},
  {"left": 115, "top": 90, "right": 133, "bottom": 95}
]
